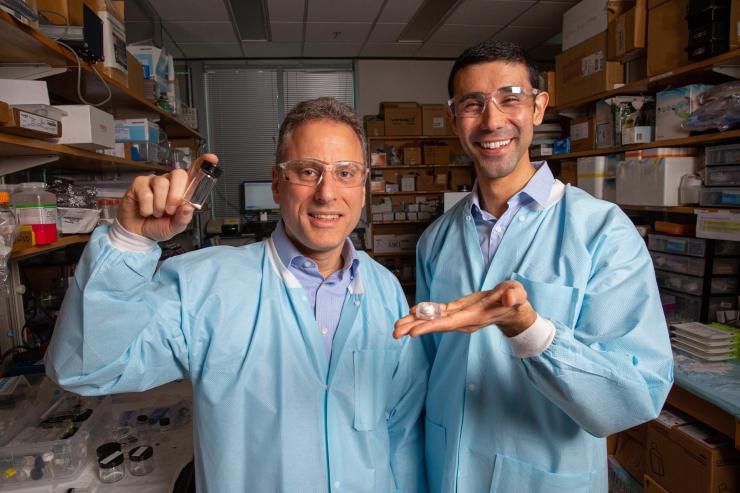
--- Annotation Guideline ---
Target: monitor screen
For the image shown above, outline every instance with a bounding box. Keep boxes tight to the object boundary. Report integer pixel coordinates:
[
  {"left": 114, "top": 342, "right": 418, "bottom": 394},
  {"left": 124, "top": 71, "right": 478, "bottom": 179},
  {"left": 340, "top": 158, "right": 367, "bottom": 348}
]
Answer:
[{"left": 243, "top": 181, "right": 279, "bottom": 211}]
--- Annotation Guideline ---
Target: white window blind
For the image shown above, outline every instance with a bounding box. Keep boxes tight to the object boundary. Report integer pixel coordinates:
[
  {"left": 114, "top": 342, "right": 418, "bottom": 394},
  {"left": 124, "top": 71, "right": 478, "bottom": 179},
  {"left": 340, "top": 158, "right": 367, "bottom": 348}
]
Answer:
[{"left": 203, "top": 66, "right": 355, "bottom": 218}]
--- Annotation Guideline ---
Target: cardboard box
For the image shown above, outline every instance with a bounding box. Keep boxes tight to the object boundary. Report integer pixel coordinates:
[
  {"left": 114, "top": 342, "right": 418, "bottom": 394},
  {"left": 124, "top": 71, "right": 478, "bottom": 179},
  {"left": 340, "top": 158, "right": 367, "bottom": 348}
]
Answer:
[
  {"left": 373, "top": 234, "right": 400, "bottom": 253},
  {"left": 0, "top": 79, "right": 50, "bottom": 106},
  {"left": 54, "top": 105, "right": 115, "bottom": 150},
  {"left": 115, "top": 118, "right": 159, "bottom": 142},
  {"left": 647, "top": 0, "right": 689, "bottom": 77},
  {"left": 381, "top": 170, "right": 398, "bottom": 184},
  {"left": 621, "top": 126, "right": 652, "bottom": 144},
  {"left": 562, "top": 0, "right": 611, "bottom": 51},
  {"left": 595, "top": 100, "right": 615, "bottom": 147},
  {"left": 0, "top": 101, "right": 11, "bottom": 125},
  {"left": 450, "top": 168, "right": 473, "bottom": 192},
  {"left": 607, "top": 0, "right": 646, "bottom": 61},
  {"left": 646, "top": 418, "right": 740, "bottom": 493},
  {"left": 556, "top": 32, "right": 624, "bottom": 106},
  {"left": 538, "top": 71, "right": 557, "bottom": 108},
  {"left": 127, "top": 51, "right": 145, "bottom": 99},
  {"left": 401, "top": 175, "right": 416, "bottom": 192},
  {"left": 570, "top": 116, "right": 596, "bottom": 152},
  {"left": 416, "top": 174, "right": 435, "bottom": 192},
  {"left": 128, "top": 45, "right": 171, "bottom": 81},
  {"left": 35, "top": 0, "right": 97, "bottom": 26},
  {"left": 422, "top": 104, "right": 451, "bottom": 136},
  {"left": 423, "top": 142, "right": 450, "bottom": 165},
  {"left": 382, "top": 102, "right": 422, "bottom": 136},
  {"left": 403, "top": 146, "right": 422, "bottom": 165},
  {"left": 655, "top": 84, "right": 713, "bottom": 140},
  {"left": 364, "top": 116, "right": 384, "bottom": 137},
  {"left": 0, "top": 107, "right": 62, "bottom": 139},
  {"left": 371, "top": 152, "right": 387, "bottom": 167},
  {"left": 643, "top": 475, "right": 670, "bottom": 493},
  {"left": 732, "top": 0, "right": 740, "bottom": 50},
  {"left": 608, "top": 455, "right": 644, "bottom": 493}
]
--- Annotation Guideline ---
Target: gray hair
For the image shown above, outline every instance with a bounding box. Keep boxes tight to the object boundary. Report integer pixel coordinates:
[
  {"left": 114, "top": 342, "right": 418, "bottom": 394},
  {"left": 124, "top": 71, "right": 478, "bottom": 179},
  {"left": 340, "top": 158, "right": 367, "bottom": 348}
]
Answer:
[{"left": 276, "top": 97, "right": 367, "bottom": 164}]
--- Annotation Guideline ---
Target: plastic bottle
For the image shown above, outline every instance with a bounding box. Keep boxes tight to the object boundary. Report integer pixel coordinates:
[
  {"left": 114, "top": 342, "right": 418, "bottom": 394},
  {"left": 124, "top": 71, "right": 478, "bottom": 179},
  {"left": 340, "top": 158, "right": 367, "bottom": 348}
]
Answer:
[
  {"left": 0, "top": 192, "right": 17, "bottom": 289},
  {"left": 14, "top": 183, "right": 57, "bottom": 245}
]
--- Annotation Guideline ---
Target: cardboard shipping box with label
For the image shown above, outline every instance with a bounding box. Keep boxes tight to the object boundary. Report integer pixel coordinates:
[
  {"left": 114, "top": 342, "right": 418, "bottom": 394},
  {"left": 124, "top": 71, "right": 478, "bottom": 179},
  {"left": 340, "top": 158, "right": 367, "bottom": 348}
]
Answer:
[
  {"left": 0, "top": 107, "right": 62, "bottom": 139},
  {"left": 608, "top": 0, "right": 646, "bottom": 61},
  {"left": 422, "top": 104, "right": 451, "bottom": 136},
  {"left": 570, "top": 116, "right": 596, "bottom": 152},
  {"left": 556, "top": 32, "right": 624, "bottom": 106},
  {"left": 647, "top": 0, "right": 689, "bottom": 77},
  {"left": 381, "top": 102, "right": 422, "bottom": 136},
  {"left": 364, "top": 116, "right": 384, "bottom": 137}
]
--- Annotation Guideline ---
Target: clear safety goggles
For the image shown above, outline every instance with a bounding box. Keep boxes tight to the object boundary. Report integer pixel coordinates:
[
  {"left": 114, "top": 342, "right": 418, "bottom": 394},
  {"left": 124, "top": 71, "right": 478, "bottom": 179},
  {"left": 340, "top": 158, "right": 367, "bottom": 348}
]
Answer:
[
  {"left": 447, "top": 86, "right": 541, "bottom": 118},
  {"left": 277, "top": 158, "right": 369, "bottom": 188}
]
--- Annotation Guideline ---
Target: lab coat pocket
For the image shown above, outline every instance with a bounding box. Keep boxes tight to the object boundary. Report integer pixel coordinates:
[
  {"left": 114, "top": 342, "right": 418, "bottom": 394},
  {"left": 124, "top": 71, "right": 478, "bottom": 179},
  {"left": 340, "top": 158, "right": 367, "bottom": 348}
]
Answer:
[
  {"left": 424, "top": 418, "right": 446, "bottom": 493},
  {"left": 489, "top": 454, "right": 592, "bottom": 493},
  {"left": 510, "top": 273, "right": 580, "bottom": 328},
  {"left": 353, "top": 349, "right": 399, "bottom": 431}
]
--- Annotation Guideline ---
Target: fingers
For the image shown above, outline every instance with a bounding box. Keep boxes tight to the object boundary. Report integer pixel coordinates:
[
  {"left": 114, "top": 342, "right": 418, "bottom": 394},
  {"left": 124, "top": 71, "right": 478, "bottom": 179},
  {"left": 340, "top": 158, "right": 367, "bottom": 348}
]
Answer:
[
  {"left": 131, "top": 170, "right": 190, "bottom": 219},
  {"left": 172, "top": 203, "right": 195, "bottom": 231},
  {"left": 166, "top": 169, "right": 189, "bottom": 215}
]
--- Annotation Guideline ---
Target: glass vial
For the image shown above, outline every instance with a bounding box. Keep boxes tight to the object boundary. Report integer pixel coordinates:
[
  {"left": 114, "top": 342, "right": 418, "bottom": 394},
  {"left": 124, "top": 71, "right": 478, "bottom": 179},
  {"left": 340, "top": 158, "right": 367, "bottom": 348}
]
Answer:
[
  {"left": 128, "top": 445, "right": 154, "bottom": 476},
  {"left": 183, "top": 162, "right": 222, "bottom": 210},
  {"left": 96, "top": 442, "right": 124, "bottom": 483}
]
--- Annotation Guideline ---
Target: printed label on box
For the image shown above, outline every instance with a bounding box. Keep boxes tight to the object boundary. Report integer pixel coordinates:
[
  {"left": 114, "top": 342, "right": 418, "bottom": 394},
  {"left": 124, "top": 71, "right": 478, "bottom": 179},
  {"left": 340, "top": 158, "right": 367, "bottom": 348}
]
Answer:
[
  {"left": 571, "top": 121, "right": 590, "bottom": 140},
  {"left": 581, "top": 51, "right": 605, "bottom": 76},
  {"left": 432, "top": 116, "right": 445, "bottom": 129},
  {"left": 18, "top": 111, "right": 58, "bottom": 135}
]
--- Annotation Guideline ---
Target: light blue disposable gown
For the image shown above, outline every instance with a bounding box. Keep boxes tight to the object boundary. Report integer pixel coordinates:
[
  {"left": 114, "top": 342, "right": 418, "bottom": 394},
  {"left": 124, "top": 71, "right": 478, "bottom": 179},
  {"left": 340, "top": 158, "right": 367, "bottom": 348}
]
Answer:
[
  {"left": 45, "top": 226, "right": 430, "bottom": 493},
  {"left": 418, "top": 180, "right": 673, "bottom": 493}
]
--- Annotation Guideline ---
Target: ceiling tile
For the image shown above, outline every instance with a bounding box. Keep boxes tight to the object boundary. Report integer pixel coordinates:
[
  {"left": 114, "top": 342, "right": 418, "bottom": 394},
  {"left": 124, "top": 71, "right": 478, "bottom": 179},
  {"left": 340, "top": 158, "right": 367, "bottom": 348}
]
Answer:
[
  {"left": 180, "top": 43, "right": 244, "bottom": 58},
  {"left": 513, "top": 1, "right": 572, "bottom": 28},
  {"left": 360, "top": 43, "right": 421, "bottom": 57},
  {"left": 377, "top": 0, "right": 424, "bottom": 23},
  {"left": 366, "top": 23, "right": 405, "bottom": 43},
  {"left": 164, "top": 22, "right": 237, "bottom": 44},
  {"left": 242, "top": 42, "right": 303, "bottom": 57},
  {"left": 303, "top": 42, "right": 362, "bottom": 57},
  {"left": 447, "top": 0, "right": 535, "bottom": 26},
  {"left": 427, "top": 24, "right": 502, "bottom": 45},
  {"left": 149, "top": 0, "right": 231, "bottom": 22},
  {"left": 492, "top": 26, "right": 553, "bottom": 50},
  {"left": 270, "top": 22, "right": 304, "bottom": 43},
  {"left": 414, "top": 43, "right": 469, "bottom": 58},
  {"left": 307, "top": 0, "right": 384, "bottom": 22},
  {"left": 305, "top": 23, "right": 371, "bottom": 43},
  {"left": 267, "top": 0, "right": 305, "bottom": 22}
]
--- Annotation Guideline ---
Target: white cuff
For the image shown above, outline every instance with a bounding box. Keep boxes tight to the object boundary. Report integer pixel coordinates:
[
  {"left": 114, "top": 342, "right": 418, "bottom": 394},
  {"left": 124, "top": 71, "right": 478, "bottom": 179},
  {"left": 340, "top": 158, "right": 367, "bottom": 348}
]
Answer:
[
  {"left": 507, "top": 314, "right": 556, "bottom": 358},
  {"left": 108, "top": 219, "right": 158, "bottom": 252}
]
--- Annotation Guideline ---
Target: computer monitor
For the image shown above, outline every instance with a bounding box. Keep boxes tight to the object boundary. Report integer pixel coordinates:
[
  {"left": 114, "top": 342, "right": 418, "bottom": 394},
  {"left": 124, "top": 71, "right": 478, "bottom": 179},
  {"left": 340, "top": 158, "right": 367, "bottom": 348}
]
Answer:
[{"left": 243, "top": 181, "right": 280, "bottom": 212}]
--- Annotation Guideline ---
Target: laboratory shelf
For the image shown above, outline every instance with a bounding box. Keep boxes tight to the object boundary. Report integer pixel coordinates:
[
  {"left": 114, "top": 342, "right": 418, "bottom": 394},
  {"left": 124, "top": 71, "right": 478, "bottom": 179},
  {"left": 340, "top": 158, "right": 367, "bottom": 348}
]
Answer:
[
  {"left": 620, "top": 205, "right": 698, "bottom": 215},
  {"left": 10, "top": 234, "right": 90, "bottom": 262},
  {"left": 0, "top": 10, "right": 202, "bottom": 140}
]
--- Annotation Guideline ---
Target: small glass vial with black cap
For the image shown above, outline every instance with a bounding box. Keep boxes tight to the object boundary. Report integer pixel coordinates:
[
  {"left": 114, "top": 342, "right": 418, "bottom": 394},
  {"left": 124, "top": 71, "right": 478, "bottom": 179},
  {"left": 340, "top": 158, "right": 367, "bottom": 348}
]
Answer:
[
  {"left": 183, "top": 161, "right": 222, "bottom": 210},
  {"left": 128, "top": 445, "right": 154, "bottom": 476}
]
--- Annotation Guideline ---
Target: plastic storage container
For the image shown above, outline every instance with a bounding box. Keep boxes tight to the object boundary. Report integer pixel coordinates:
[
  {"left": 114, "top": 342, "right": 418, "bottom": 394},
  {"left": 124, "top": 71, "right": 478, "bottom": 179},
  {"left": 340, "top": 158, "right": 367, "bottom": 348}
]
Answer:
[
  {"left": 96, "top": 442, "right": 124, "bottom": 483},
  {"left": 648, "top": 234, "right": 707, "bottom": 257},
  {"left": 0, "top": 393, "right": 111, "bottom": 490},
  {"left": 699, "top": 187, "right": 740, "bottom": 206},
  {"left": 13, "top": 183, "right": 57, "bottom": 245},
  {"left": 705, "top": 143, "right": 740, "bottom": 166},
  {"left": 651, "top": 251, "right": 706, "bottom": 276},
  {"left": 714, "top": 239, "right": 740, "bottom": 255},
  {"left": 710, "top": 277, "right": 738, "bottom": 294},
  {"left": 661, "top": 290, "right": 702, "bottom": 323},
  {"left": 655, "top": 271, "right": 705, "bottom": 296},
  {"left": 704, "top": 165, "right": 740, "bottom": 186},
  {"left": 711, "top": 257, "right": 739, "bottom": 275}
]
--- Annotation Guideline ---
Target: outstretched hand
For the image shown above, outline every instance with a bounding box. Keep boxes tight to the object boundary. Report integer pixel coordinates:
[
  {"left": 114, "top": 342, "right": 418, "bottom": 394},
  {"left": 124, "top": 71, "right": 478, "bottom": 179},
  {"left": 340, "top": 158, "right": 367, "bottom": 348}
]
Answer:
[{"left": 393, "top": 280, "right": 537, "bottom": 339}]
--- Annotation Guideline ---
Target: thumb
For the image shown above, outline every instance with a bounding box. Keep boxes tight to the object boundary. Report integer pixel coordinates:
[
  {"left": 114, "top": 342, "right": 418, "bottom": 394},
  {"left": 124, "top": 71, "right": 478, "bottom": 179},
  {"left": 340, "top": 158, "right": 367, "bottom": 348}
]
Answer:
[
  {"left": 502, "top": 286, "right": 527, "bottom": 307},
  {"left": 172, "top": 204, "right": 194, "bottom": 231}
]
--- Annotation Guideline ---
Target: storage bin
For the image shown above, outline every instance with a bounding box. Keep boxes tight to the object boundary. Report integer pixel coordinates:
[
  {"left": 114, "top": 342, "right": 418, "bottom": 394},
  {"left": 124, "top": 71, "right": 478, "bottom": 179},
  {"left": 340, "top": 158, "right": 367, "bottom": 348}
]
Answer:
[
  {"left": 704, "top": 165, "right": 740, "bottom": 186},
  {"left": 651, "top": 251, "right": 706, "bottom": 276},
  {"left": 655, "top": 270, "right": 705, "bottom": 296},
  {"left": 712, "top": 257, "right": 739, "bottom": 275},
  {"left": 705, "top": 143, "right": 740, "bottom": 166},
  {"left": 660, "top": 290, "right": 702, "bottom": 323},
  {"left": 714, "top": 238, "right": 740, "bottom": 255},
  {"left": 648, "top": 234, "right": 707, "bottom": 257},
  {"left": 710, "top": 277, "right": 737, "bottom": 294},
  {"left": 699, "top": 187, "right": 740, "bottom": 206}
]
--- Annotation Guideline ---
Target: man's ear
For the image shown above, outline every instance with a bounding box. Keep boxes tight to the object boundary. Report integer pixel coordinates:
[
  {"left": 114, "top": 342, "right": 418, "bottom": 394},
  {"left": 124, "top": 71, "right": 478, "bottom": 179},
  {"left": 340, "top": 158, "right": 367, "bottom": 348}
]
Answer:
[
  {"left": 532, "top": 92, "right": 550, "bottom": 126},
  {"left": 446, "top": 103, "right": 459, "bottom": 136},
  {"left": 271, "top": 166, "right": 280, "bottom": 203}
]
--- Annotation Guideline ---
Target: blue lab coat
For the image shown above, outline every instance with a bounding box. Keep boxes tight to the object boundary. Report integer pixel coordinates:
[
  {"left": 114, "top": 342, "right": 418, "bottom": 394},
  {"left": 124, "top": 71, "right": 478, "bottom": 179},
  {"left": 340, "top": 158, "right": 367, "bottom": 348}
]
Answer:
[
  {"left": 418, "top": 180, "right": 673, "bottom": 493},
  {"left": 45, "top": 226, "right": 429, "bottom": 493}
]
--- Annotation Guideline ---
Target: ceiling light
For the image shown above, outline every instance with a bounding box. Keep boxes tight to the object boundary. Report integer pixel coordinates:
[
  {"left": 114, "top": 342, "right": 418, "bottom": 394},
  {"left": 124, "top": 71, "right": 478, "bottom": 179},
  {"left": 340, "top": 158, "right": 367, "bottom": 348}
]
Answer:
[
  {"left": 227, "top": 0, "right": 271, "bottom": 42},
  {"left": 397, "top": 0, "right": 463, "bottom": 43}
]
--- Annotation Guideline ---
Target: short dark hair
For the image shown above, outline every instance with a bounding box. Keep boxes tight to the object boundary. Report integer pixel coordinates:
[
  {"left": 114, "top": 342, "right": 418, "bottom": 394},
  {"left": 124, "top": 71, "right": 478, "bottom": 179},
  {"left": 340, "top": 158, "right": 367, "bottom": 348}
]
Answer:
[
  {"left": 447, "top": 40, "right": 539, "bottom": 97},
  {"left": 277, "top": 97, "right": 366, "bottom": 164}
]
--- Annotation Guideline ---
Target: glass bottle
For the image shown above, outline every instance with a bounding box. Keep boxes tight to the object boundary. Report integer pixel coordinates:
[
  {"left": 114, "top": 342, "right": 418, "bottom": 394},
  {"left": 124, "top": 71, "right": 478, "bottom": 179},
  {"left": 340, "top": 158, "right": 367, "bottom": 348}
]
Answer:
[
  {"left": 183, "top": 161, "right": 223, "bottom": 210},
  {"left": 128, "top": 445, "right": 154, "bottom": 476}
]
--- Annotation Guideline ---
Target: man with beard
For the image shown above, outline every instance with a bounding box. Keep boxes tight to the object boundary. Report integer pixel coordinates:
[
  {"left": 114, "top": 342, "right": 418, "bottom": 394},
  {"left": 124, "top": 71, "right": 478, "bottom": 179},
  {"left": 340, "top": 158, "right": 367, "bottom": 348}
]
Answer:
[{"left": 394, "top": 41, "right": 673, "bottom": 493}]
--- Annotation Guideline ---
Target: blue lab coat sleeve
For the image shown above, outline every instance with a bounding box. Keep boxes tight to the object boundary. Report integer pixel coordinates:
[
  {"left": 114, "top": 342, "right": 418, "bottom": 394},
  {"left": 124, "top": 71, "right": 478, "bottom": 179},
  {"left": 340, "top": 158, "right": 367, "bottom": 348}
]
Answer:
[{"left": 517, "top": 209, "right": 674, "bottom": 437}]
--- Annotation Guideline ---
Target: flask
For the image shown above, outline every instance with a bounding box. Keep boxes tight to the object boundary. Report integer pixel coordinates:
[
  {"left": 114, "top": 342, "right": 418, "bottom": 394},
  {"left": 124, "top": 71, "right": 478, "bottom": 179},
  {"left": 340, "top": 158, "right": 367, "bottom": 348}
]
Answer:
[{"left": 183, "top": 161, "right": 223, "bottom": 210}]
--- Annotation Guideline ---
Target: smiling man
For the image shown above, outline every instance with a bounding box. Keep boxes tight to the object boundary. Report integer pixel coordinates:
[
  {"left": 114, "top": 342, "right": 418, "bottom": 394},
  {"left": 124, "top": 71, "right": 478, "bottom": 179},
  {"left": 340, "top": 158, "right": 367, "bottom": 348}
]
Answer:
[
  {"left": 46, "top": 97, "right": 429, "bottom": 493},
  {"left": 394, "top": 41, "right": 673, "bottom": 492}
]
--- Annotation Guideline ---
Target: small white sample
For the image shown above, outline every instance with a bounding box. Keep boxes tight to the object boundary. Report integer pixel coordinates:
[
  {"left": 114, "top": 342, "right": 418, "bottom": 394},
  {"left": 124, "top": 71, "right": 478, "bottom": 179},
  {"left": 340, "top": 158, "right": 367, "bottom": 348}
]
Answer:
[{"left": 416, "top": 301, "right": 442, "bottom": 320}]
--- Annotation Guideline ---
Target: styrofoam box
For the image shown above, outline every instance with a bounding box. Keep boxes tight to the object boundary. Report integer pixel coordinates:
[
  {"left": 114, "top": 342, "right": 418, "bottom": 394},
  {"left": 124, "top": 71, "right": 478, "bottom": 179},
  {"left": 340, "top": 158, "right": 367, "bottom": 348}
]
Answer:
[
  {"left": 616, "top": 156, "right": 698, "bottom": 206},
  {"left": 562, "top": 0, "right": 609, "bottom": 51},
  {"left": 0, "top": 79, "right": 50, "bottom": 105},
  {"left": 577, "top": 155, "right": 617, "bottom": 201},
  {"left": 54, "top": 105, "right": 115, "bottom": 150}
]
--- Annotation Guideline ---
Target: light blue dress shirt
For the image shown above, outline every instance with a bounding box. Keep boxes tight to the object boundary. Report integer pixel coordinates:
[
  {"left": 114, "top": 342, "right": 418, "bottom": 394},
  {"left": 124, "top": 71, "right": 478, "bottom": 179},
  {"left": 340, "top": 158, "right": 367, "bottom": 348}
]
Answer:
[
  {"left": 272, "top": 220, "right": 359, "bottom": 357},
  {"left": 471, "top": 161, "right": 554, "bottom": 269}
]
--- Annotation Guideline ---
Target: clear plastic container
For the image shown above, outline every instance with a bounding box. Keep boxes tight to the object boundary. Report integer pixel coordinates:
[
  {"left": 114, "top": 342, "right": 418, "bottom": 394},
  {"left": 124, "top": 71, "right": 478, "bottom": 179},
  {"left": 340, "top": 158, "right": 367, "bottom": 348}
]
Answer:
[
  {"left": 648, "top": 234, "right": 707, "bottom": 257},
  {"left": 711, "top": 257, "right": 739, "bottom": 275},
  {"left": 96, "top": 442, "right": 124, "bottom": 483},
  {"left": 660, "top": 290, "right": 702, "bottom": 323},
  {"left": 710, "top": 277, "right": 738, "bottom": 294},
  {"left": 705, "top": 143, "right": 740, "bottom": 166},
  {"left": 128, "top": 445, "right": 154, "bottom": 476},
  {"left": 651, "top": 251, "right": 706, "bottom": 276},
  {"left": 704, "top": 165, "right": 740, "bottom": 186},
  {"left": 13, "top": 183, "right": 57, "bottom": 245},
  {"left": 708, "top": 295, "right": 737, "bottom": 321},
  {"left": 655, "top": 271, "right": 705, "bottom": 296},
  {"left": 699, "top": 187, "right": 740, "bottom": 207},
  {"left": 714, "top": 240, "right": 740, "bottom": 256}
]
